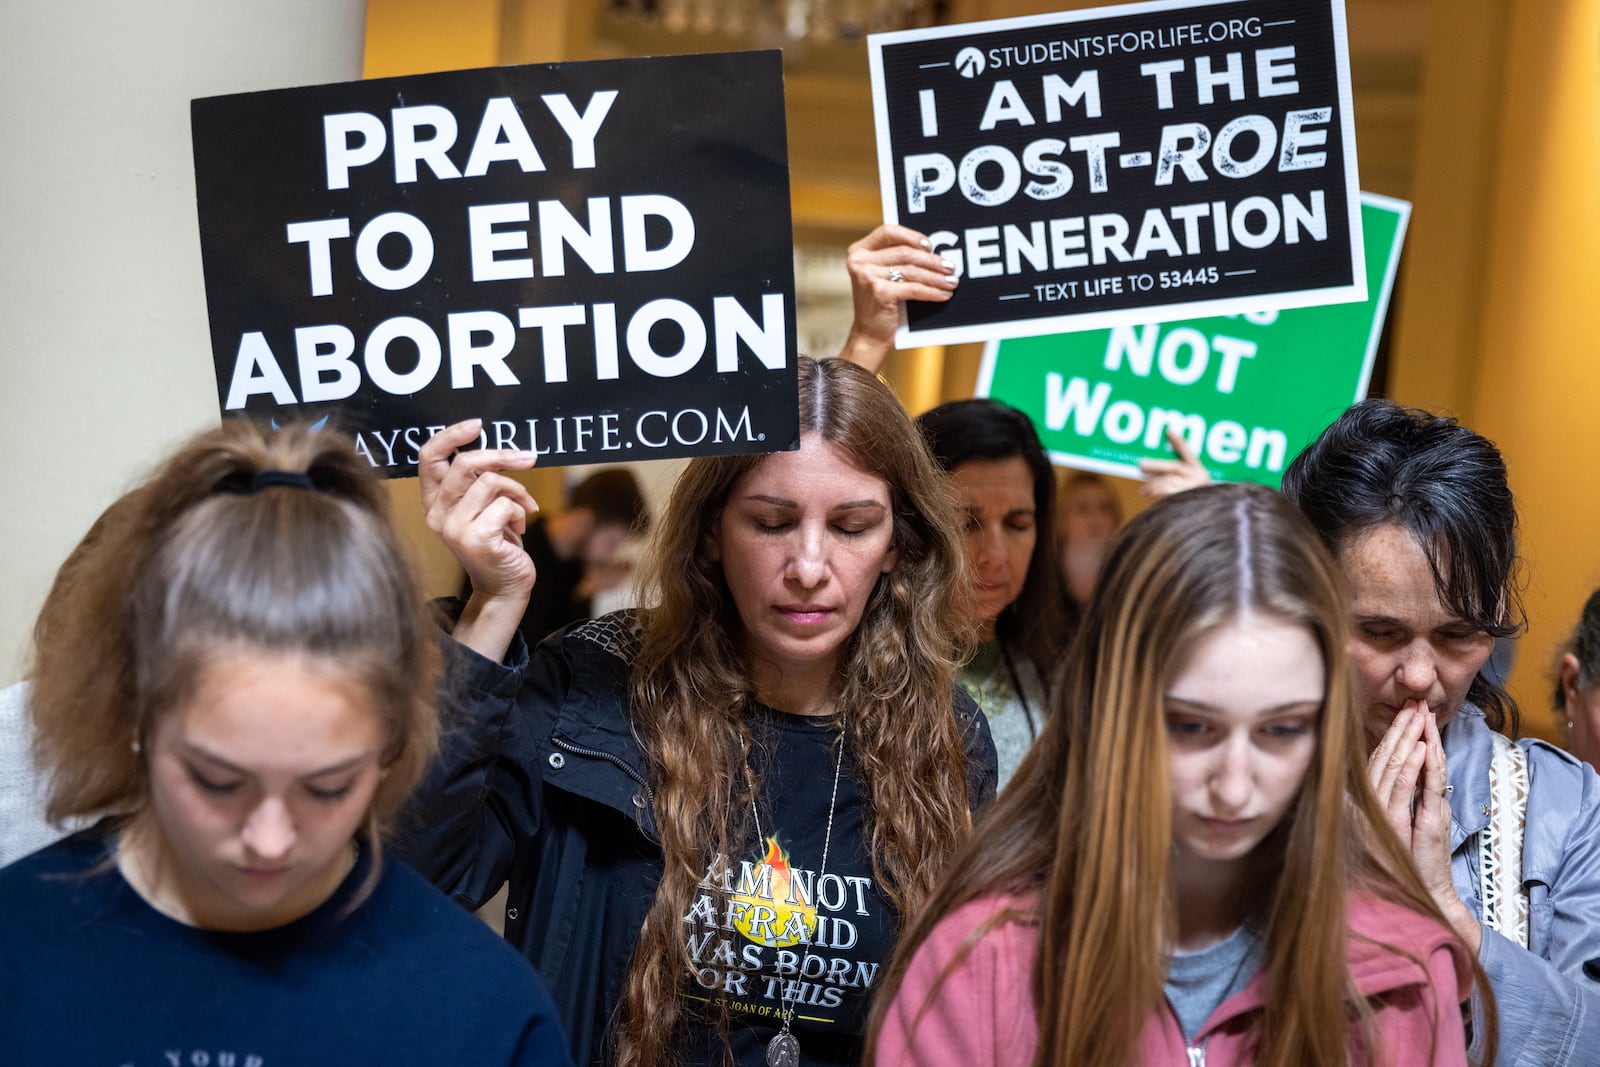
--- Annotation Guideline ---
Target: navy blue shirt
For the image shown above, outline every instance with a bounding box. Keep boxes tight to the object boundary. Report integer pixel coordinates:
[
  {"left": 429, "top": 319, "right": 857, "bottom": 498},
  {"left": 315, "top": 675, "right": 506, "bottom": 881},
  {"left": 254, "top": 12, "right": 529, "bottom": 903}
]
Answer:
[{"left": 0, "top": 829, "right": 571, "bottom": 1067}]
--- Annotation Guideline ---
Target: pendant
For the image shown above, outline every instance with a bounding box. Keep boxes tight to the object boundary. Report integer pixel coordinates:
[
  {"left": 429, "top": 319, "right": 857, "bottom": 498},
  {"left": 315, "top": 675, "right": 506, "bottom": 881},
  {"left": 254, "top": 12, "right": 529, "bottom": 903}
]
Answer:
[{"left": 766, "top": 1028, "right": 800, "bottom": 1067}]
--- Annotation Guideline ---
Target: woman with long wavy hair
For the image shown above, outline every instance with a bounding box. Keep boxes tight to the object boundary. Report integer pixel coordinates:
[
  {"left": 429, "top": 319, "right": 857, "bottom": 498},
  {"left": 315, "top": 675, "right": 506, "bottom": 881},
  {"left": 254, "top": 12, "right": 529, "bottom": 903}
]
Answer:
[
  {"left": 869, "top": 483, "right": 1493, "bottom": 1067},
  {"left": 396, "top": 356, "right": 995, "bottom": 1067}
]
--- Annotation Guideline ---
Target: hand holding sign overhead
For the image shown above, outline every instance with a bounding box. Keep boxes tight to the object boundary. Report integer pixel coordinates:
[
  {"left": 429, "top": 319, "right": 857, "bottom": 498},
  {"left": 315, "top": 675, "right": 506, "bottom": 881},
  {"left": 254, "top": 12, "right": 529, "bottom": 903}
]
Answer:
[
  {"left": 1137, "top": 426, "right": 1211, "bottom": 497},
  {"left": 837, "top": 225, "right": 958, "bottom": 372},
  {"left": 418, "top": 420, "right": 538, "bottom": 662}
]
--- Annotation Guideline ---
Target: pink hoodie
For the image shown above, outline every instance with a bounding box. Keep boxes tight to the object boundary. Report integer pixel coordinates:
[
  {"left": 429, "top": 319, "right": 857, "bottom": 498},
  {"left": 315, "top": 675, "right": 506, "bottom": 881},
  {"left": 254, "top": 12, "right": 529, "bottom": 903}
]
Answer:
[{"left": 874, "top": 892, "right": 1472, "bottom": 1066}]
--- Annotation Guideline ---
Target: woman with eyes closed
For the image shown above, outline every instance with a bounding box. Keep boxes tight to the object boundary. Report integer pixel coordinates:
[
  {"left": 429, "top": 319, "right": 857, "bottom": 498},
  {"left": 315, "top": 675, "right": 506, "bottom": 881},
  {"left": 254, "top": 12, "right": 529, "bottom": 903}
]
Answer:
[
  {"left": 0, "top": 421, "right": 569, "bottom": 1067},
  {"left": 395, "top": 356, "right": 996, "bottom": 1067},
  {"left": 869, "top": 482, "right": 1490, "bottom": 1067},
  {"left": 915, "top": 399, "right": 1063, "bottom": 789},
  {"left": 1282, "top": 400, "right": 1600, "bottom": 1067}
]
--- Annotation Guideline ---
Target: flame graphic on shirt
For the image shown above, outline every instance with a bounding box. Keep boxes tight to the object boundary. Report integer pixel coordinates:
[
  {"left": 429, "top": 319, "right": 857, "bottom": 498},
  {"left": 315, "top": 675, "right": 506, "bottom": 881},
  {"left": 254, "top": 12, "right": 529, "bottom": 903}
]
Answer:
[{"left": 731, "top": 836, "right": 817, "bottom": 949}]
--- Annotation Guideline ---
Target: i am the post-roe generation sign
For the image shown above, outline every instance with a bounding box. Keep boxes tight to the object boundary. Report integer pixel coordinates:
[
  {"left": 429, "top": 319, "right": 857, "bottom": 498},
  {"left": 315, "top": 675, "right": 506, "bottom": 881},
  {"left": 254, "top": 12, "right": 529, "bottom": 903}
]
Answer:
[
  {"left": 191, "top": 51, "right": 796, "bottom": 477},
  {"left": 868, "top": 0, "right": 1363, "bottom": 346}
]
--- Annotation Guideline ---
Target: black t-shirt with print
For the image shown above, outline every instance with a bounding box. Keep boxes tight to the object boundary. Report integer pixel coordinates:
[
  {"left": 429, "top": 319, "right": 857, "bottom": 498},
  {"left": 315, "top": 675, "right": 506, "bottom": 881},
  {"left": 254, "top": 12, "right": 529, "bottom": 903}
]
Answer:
[{"left": 681, "top": 704, "right": 895, "bottom": 1066}]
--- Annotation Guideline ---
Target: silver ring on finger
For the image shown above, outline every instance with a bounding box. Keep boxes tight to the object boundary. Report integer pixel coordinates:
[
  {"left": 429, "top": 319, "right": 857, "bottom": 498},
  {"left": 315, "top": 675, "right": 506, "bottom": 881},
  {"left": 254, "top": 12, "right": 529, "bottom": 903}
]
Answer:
[{"left": 887, "top": 267, "right": 905, "bottom": 283}]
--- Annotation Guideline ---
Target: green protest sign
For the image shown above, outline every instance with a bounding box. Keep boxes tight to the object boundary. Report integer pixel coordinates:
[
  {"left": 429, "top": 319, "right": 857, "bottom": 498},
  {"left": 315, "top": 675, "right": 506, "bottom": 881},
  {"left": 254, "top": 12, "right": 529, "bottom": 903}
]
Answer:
[{"left": 976, "top": 193, "right": 1408, "bottom": 488}]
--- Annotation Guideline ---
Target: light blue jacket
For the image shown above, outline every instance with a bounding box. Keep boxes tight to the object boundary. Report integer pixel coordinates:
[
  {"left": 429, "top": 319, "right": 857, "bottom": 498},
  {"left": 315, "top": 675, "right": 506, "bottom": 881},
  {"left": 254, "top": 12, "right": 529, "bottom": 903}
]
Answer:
[{"left": 1445, "top": 704, "right": 1600, "bottom": 1066}]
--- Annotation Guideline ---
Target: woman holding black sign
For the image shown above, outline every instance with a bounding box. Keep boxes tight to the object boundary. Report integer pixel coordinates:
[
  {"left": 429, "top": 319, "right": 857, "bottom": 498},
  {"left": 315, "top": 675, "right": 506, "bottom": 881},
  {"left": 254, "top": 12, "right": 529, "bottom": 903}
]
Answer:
[{"left": 396, "top": 356, "right": 995, "bottom": 1067}]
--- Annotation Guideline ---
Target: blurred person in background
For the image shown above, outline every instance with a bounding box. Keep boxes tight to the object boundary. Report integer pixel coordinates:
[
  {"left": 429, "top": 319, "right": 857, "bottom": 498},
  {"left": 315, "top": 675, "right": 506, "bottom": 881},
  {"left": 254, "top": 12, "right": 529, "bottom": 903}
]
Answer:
[
  {"left": 462, "top": 466, "right": 649, "bottom": 650},
  {"left": 1554, "top": 587, "right": 1600, "bottom": 772},
  {"left": 1056, "top": 470, "right": 1123, "bottom": 639}
]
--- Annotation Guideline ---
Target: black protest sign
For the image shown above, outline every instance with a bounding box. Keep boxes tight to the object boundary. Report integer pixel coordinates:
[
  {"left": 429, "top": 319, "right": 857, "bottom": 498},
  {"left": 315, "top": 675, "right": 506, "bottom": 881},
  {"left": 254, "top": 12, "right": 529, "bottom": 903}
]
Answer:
[
  {"left": 868, "top": 0, "right": 1363, "bottom": 346},
  {"left": 191, "top": 51, "right": 796, "bottom": 477}
]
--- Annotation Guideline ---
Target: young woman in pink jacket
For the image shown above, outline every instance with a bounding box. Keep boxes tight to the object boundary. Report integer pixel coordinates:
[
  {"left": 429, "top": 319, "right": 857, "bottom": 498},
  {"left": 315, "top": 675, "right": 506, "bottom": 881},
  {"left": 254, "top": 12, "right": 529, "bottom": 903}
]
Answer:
[{"left": 869, "top": 482, "right": 1496, "bottom": 1067}]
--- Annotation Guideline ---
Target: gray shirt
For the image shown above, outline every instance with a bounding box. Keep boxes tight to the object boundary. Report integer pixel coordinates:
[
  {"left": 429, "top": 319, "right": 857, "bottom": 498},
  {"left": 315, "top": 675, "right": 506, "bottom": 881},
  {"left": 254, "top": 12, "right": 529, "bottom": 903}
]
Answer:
[{"left": 1164, "top": 922, "right": 1264, "bottom": 1044}]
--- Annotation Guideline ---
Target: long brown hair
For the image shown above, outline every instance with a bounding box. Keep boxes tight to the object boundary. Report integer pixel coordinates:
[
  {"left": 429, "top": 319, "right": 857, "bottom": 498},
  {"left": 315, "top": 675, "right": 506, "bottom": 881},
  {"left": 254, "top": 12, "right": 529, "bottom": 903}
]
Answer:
[
  {"left": 28, "top": 421, "right": 440, "bottom": 865},
  {"left": 614, "top": 356, "right": 976, "bottom": 1066},
  {"left": 869, "top": 482, "right": 1495, "bottom": 1067}
]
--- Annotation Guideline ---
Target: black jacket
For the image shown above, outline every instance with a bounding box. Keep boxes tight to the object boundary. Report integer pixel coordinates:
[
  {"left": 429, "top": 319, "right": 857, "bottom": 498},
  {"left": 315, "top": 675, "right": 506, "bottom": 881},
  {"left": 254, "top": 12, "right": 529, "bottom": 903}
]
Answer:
[{"left": 395, "top": 611, "right": 998, "bottom": 1066}]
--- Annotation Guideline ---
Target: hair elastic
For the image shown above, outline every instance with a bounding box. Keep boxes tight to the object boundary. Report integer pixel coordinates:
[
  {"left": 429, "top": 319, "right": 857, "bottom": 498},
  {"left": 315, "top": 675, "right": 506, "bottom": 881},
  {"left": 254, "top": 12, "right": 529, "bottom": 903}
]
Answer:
[{"left": 213, "top": 469, "right": 318, "bottom": 495}]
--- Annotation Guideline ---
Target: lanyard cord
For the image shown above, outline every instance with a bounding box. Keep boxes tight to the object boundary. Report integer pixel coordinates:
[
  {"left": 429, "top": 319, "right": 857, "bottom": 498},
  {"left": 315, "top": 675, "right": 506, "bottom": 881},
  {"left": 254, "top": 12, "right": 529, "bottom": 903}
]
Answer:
[{"left": 998, "top": 640, "right": 1037, "bottom": 739}]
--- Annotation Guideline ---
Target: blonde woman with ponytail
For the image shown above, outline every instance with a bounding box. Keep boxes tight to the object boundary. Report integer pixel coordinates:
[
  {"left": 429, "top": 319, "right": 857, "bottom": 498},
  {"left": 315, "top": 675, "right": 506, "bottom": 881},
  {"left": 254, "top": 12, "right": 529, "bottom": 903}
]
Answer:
[
  {"left": 398, "top": 356, "right": 995, "bottom": 1067},
  {"left": 870, "top": 483, "right": 1494, "bottom": 1067}
]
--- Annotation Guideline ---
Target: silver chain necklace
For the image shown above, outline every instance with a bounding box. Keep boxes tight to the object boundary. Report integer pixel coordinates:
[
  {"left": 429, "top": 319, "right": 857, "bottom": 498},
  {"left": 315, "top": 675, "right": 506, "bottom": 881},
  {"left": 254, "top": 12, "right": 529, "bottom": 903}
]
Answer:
[{"left": 750, "top": 717, "right": 846, "bottom": 1067}]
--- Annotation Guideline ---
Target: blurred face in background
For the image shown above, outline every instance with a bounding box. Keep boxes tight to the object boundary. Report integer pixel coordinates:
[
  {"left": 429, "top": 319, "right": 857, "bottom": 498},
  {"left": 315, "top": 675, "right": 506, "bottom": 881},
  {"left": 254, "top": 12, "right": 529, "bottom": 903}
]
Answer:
[
  {"left": 1059, "top": 477, "right": 1120, "bottom": 548},
  {"left": 1059, "top": 476, "right": 1121, "bottom": 608},
  {"left": 1559, "top": 652, "right": 1600, "bottom": 771}
]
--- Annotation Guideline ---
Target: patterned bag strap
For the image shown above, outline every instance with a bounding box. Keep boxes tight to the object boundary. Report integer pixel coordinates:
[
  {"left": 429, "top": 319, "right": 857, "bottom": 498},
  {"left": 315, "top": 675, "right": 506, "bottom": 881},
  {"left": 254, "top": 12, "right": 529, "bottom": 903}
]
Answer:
[{"left": 1478, "top": 731, "right": 1532, "bottom": 948}]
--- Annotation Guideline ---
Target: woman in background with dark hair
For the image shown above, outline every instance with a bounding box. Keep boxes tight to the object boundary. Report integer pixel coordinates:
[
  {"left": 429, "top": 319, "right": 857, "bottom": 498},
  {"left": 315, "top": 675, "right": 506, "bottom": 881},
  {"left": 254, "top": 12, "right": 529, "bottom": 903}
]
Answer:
[
  {"left": 1282, "top": 399, "right": 1600, "bottom": 1067},
  {"left": 918, "top": 399, "right": 1063, "bottom": 788}
]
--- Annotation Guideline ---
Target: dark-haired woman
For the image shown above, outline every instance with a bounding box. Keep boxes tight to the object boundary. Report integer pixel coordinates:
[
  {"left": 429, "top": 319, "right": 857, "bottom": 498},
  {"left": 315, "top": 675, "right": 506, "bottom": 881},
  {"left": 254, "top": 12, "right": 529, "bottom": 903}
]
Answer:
[
  {"left": 0, "top": 422, "right": 569, "bottom": 1066},
  {"left": 397, "top": 357, "right": 995, "bottom": 1067},
  {"left": 917, "top": 399, "right": 1063, "bottom": 788},
  {"left": 1282, "top": 399, "right": 1600, "bottom": 1066}
]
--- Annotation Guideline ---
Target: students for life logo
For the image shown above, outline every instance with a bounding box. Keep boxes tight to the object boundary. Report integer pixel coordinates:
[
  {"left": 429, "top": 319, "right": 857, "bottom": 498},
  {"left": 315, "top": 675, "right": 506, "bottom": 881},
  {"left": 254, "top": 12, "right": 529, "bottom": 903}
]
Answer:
[{"left": 954, "top": 46, "right": 986, "bottom": 77}]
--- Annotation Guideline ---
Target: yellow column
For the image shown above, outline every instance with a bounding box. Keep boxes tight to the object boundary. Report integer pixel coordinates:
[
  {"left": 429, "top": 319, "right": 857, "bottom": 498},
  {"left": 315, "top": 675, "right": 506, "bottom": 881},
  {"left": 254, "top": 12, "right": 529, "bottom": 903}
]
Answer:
[
  {"left": 364, "top": 0, "right": 502, "bottom": 76},
  {"left": 1462, "top": 0, "right": 1600, "bottom": 739},
  {"left": 1387, "top": 0, "right": 1511, "bottom": 416}
]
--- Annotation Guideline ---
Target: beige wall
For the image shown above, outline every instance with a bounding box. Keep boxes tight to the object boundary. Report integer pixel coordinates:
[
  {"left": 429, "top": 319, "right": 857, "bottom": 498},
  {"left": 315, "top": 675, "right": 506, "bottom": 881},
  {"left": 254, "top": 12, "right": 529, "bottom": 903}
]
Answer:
[{"left": 0, "top": 1, "right": 368, "bottom": 686}]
